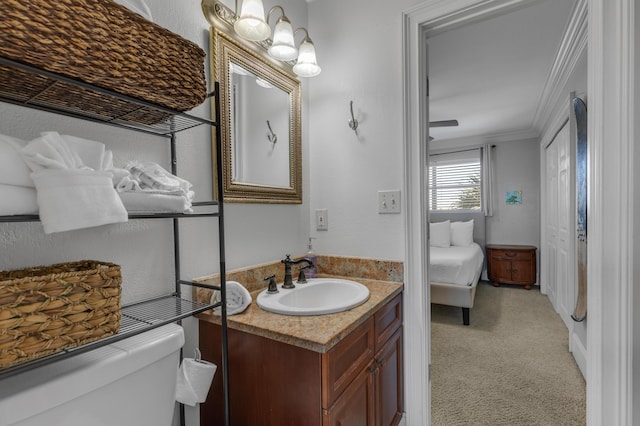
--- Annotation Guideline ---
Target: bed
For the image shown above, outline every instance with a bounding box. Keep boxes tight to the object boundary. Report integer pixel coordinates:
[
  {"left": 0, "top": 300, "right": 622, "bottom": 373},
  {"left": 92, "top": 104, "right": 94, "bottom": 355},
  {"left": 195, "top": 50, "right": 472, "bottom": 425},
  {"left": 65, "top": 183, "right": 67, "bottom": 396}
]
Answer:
[{"left": 429, "top": 211, "right": 485, "bottom": 325}]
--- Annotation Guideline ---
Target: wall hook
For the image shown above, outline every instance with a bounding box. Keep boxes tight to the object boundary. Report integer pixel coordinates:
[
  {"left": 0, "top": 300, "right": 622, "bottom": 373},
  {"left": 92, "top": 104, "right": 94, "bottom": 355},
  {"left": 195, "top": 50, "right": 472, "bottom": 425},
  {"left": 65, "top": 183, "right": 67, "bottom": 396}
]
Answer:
[
  {"left": 266, "top": 120, "right": 277, "bottom": 144},
  {"left": 348, "top": 100, "right": 359, "bottom": 134}
]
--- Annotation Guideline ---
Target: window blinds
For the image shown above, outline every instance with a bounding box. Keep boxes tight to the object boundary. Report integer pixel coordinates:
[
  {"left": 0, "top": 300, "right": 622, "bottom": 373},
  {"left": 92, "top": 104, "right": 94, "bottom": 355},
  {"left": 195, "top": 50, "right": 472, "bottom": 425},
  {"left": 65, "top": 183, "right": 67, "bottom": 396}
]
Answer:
[{"left": 428, "top": 148, "right": 482, "bottom": 211}]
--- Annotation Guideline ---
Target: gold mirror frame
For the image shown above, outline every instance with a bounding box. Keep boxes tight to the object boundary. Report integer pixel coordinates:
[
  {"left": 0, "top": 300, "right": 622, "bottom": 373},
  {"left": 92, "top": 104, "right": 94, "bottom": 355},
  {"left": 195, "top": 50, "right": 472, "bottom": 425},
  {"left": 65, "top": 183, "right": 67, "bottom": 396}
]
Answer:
[{"left": 204, "top": 1, "right": 302, "bottom": 204}]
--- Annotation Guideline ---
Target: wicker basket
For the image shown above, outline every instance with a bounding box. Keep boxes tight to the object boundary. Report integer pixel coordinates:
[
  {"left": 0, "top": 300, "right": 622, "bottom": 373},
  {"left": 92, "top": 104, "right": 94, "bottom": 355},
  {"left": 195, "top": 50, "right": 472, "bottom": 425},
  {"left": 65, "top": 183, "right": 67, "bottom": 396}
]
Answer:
[
  {"left": 0, "top": 0, "right": 207, "bottom": 124},
  {"left": 0, "top": 260, "right": 122, "bottom": 369}
]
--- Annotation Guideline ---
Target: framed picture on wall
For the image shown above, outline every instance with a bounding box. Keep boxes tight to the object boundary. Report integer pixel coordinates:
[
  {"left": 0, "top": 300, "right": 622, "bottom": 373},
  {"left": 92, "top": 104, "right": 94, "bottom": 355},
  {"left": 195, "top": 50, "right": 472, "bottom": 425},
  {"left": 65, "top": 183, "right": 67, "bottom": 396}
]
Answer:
[{"left": 506, "top": 190, "right": 522, "bottom": 205}]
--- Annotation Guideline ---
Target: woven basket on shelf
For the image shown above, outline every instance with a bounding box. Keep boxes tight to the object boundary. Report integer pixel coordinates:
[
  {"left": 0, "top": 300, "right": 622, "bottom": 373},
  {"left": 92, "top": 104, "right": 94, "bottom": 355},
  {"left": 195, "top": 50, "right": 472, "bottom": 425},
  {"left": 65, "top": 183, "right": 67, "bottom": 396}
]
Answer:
[
  {"left": 0, "top": 0, "right": 207, "bottom": 124},
  {"left": 0, "top": 260, "right": 122, "bottom": 369}
]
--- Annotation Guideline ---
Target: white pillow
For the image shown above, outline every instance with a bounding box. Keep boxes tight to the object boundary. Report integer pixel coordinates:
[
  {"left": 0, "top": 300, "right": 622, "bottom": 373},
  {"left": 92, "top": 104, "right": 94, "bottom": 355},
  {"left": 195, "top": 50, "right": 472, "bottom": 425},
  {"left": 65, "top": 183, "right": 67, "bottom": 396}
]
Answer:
[
  {"left": 451, "top": 219, "right": 474, "bottom": 246},
  {"left": 430, "top": 220, "right": 451, "bottom": 247}
]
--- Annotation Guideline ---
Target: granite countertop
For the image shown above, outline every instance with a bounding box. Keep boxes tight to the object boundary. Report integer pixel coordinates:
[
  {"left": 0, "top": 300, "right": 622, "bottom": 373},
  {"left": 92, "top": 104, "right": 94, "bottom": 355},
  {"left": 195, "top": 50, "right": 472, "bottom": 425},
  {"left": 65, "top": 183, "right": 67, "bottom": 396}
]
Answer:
[{"left": 198, "top": 275, "right": 403, "bottom": 353}]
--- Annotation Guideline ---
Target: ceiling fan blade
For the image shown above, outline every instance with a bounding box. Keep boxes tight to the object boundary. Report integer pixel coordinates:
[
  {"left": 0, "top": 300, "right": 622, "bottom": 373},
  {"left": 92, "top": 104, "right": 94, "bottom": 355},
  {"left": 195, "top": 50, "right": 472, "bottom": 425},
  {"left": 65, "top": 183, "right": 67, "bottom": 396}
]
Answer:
[{"left": 429, "top": 120, "right": 459, "bottom": 128}]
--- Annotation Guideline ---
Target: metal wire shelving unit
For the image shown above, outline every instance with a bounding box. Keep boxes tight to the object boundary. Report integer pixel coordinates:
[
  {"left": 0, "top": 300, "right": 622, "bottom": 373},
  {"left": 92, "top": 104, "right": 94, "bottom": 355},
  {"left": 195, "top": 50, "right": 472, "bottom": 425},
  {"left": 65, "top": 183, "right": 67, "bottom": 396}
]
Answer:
[{"left": 0, "top": 57, "right": 230, "bottom": 425}]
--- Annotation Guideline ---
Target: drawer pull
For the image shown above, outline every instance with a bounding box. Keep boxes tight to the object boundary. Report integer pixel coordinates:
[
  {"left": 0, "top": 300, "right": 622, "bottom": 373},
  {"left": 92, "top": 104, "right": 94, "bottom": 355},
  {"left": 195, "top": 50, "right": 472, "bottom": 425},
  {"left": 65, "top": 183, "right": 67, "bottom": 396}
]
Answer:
[{"left": 505, "top": 252, "right": 516, "bottom": 257}]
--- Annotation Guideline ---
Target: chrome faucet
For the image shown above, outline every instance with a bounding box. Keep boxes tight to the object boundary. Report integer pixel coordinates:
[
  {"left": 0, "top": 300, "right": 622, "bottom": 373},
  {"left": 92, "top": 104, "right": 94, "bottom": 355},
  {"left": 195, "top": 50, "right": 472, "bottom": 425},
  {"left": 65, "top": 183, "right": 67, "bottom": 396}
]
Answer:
[{"left": 281, "top": 254, "right": 315, "bottom": 289}]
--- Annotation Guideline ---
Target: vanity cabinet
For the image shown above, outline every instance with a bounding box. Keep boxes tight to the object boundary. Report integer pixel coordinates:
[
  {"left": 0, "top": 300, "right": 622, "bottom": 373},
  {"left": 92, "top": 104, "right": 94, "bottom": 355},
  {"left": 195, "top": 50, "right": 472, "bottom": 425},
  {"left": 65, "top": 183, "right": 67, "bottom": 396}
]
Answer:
[
  {"left": 486, "top": 244, "right": 537, "bottom": 289},
  {"left": 200, "top": 293, "right": 403, "bottom": 426},
  {"left": 324, "top": 293, "right": 403, "bottom": 426}
]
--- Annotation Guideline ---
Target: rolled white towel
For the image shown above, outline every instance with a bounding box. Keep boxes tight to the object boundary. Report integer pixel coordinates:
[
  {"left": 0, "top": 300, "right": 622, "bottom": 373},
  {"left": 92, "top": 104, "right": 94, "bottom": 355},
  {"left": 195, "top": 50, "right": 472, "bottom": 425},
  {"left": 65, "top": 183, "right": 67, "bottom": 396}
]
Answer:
[{"left": 210, "top": 281, "right": 252, "bottom": 315}]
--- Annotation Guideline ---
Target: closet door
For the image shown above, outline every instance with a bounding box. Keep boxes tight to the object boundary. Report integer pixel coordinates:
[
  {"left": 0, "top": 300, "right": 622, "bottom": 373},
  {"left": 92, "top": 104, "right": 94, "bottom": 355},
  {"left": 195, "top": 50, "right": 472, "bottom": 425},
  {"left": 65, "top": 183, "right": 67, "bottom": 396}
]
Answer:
[
  {"left": 545, "top": 121, "right": 575, "bottom": 330},
  {"left": 545, "top": 140, "right": 558, "bottom": 309},
  {"left": 556, "top": 123, "right": 574, "bottom": 329}
]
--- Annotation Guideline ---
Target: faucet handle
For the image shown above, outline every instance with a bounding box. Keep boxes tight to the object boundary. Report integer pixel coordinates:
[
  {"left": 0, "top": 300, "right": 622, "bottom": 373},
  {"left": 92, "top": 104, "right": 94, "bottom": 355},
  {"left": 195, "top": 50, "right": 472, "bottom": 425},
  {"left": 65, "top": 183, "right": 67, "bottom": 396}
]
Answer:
[
  {"left": 281, "top": 254, "right": 292, "bottom": 264},
  {"left": 264, "top": 274, "right": 278, "bottom": 294},
  {"left": 296, "top": 266, "right": 311, "bottom": 284}
]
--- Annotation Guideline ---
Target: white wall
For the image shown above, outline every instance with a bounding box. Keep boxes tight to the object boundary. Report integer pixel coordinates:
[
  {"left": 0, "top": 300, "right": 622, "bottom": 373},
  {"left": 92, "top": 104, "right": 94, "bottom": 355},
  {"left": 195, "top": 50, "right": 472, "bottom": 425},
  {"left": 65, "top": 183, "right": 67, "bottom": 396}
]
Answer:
[
  {"left": 486, "top": 139, "right": 540, "bottom": 249},
  {"left": 307, "top": 0, "right": 421, "bottom": 260}
]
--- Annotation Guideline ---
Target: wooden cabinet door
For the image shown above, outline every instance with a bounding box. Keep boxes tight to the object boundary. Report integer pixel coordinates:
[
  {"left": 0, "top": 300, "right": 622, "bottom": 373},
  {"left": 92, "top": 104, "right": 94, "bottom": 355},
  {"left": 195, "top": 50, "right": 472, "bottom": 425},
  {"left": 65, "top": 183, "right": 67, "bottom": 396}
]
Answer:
[
  {"left": 511, "top": 259, "right": 534, "bottom": 284},
  {"left": 490, "top": 257, "right": 512, "bottom": 282},
  {"left": 322, "top": 317, "right": 375, "bottom": 408},
  {"left": 374, "top": 328, "right": 403, "bottom": 426},
  {"left": 200, "top": 321, "right": 323, "bottom": 426},
  {"left": 323, "top": 364, "right": 375, "bottom": 426}
]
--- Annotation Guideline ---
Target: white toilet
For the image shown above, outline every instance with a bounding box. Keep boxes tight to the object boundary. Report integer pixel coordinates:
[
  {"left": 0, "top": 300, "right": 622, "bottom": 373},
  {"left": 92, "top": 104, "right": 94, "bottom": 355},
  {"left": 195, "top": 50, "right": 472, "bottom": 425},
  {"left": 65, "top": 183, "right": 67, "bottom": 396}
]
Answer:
[{"left": 0, "top": 323, "right": 185, "bottom": 426}]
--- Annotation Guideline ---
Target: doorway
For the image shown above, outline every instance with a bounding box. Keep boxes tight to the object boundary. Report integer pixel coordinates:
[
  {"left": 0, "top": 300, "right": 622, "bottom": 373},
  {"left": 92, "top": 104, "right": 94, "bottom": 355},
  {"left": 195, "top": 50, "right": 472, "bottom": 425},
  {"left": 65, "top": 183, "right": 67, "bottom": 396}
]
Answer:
[{"left": 401, "top": 0, "right": 637, "bottom": 424}]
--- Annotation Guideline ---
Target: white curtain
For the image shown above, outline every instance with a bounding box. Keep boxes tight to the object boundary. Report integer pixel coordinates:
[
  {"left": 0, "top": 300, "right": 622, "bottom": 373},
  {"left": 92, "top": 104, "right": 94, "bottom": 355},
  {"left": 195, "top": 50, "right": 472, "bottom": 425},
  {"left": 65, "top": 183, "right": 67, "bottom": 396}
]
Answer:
[{"left": 481, "top": 144, "right": 495, "bottom": 216}]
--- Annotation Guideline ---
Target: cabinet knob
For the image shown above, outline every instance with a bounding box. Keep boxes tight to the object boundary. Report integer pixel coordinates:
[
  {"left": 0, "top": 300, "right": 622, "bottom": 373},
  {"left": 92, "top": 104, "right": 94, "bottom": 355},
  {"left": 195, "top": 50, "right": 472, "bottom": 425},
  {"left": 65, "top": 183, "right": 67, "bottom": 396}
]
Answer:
[{"left": 369, "top": 365, "right": 378, "bottom": 374}]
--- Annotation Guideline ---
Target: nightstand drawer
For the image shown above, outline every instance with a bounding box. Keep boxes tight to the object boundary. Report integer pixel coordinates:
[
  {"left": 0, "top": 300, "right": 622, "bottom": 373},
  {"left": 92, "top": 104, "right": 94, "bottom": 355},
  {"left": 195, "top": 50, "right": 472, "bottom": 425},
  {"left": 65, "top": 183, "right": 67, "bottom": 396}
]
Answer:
[{"left": 490, "top": 249, "right": 535, "bottom": 261}]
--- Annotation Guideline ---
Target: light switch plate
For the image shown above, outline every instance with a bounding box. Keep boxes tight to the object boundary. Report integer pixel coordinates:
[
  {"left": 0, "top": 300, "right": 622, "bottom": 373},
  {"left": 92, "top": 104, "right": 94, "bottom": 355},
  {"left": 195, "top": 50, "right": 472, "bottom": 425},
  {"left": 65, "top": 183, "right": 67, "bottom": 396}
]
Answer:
[
  {"left": 316, "top": 209, "right": 328, "bottom": 230},
  {"left": 378, "top": 190, "right": 401, "bottom": 214}
]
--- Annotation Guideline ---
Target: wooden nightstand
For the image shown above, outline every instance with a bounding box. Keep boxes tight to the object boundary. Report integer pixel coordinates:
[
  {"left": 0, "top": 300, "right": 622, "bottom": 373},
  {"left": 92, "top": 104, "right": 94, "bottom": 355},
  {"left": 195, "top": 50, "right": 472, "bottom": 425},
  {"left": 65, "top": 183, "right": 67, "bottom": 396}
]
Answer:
[{"left": 486, "top": 244, "right": 537, "bottom": 289}]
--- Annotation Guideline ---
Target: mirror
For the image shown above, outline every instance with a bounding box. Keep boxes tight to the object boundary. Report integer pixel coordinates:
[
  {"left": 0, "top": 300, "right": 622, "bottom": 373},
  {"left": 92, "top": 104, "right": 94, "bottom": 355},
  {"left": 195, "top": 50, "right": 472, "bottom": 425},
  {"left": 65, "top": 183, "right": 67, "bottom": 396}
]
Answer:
[{"left": 205, "top": 2, "right": 302, "bottom": 204}]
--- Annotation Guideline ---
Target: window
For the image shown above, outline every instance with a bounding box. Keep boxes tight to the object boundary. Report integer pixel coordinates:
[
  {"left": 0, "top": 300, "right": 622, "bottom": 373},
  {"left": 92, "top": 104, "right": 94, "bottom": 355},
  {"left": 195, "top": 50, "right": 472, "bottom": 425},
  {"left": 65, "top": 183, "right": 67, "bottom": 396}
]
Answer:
[{"left": 428, "top": 149, "right": 482, "bottom": 211}]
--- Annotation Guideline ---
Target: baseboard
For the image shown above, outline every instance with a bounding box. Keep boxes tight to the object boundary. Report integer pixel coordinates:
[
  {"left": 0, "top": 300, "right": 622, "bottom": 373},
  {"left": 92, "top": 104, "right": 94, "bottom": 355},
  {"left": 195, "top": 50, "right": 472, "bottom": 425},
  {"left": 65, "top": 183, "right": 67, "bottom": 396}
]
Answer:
[{"left": 570, "top": 331, "right": 587, "bottom": 379}]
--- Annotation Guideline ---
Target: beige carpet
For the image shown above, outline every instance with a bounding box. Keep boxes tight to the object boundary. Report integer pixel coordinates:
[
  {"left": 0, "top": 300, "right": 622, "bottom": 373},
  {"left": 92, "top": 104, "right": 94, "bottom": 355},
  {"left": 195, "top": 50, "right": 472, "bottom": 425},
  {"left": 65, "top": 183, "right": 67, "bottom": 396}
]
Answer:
[{"left": 431, "top": 282, "right": 586, "bottom": 425}]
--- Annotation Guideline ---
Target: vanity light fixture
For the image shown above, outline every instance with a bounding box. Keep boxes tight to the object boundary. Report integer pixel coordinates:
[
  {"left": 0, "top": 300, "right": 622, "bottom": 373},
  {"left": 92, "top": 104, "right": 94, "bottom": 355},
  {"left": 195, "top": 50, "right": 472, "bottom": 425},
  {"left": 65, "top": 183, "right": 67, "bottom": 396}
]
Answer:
[
  {"left": 233, "top": 0, "right": 271, "bottom": 41},
  {"left": 233, "top": 0, "right": 321, "bottom": 77},
  {"left": 268, "top": 7, "right": 297, "bottom": 61},
  {"left": 292, "top": 28, "right": 321, "bottom": 78}
]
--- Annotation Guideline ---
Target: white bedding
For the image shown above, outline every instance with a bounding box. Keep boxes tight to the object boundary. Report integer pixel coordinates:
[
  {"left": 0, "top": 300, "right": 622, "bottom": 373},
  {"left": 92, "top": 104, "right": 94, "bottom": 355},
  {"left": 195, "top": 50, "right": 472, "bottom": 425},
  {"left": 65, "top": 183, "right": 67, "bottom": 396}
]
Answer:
[{"left": 430, "top": 242, "right": 484, "bottom": 286}]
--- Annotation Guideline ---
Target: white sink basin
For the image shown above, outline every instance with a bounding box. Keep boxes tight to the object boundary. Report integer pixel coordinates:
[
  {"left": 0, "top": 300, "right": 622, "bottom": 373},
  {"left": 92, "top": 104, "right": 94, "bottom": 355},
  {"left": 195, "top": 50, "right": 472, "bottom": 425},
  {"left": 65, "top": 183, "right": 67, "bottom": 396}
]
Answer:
[{"left": 257, "top": 278, "right": 370, "bottom": 316}]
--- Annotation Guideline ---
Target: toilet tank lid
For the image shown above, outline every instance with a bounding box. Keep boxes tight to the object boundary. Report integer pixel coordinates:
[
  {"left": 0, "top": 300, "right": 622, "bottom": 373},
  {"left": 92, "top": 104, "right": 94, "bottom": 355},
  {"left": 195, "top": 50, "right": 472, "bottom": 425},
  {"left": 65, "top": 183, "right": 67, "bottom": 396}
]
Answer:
[{"left": 0, "top": 323, "right": 185, "bottom": 425}]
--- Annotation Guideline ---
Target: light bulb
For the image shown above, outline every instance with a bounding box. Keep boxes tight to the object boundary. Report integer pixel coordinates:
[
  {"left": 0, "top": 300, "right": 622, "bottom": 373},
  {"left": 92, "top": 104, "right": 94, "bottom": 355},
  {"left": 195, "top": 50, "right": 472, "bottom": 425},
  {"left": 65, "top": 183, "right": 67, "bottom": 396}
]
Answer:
[
  {"left": 293, "top": 39, "right": 321, "bottom": 77},
  {"left": 268, "top": 17, "right": 297, "bottom": 61},
  {"left": 234, "top": 0, "right": 271, "bottom": 41}
]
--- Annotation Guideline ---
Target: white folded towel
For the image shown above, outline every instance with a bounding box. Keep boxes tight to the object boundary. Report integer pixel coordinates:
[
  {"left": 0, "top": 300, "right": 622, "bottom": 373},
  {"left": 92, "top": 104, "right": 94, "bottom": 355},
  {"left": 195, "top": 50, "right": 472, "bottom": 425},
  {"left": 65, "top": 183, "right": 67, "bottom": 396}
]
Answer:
[
  {"left": 118, "top": 161, "right": 193, "bottom": 197},
  {"left": 31, "top": 169, "right": 128, "bottom": 234},
  {"left": 0, "top": 184, "right": 38, "bottom": 215},
  {"left": 114, "top": 161, "right": 194, "bottom": 212},
  {"left": 22, "top": 132, "right": 86, "bottom": 171},
  {"left": 210, "top": 281, "right": 252, "bottom": 316},
  {"left": 61, "top": 134, "right": 107, "bottom": 171},
  {"left": 119, "top": 192, "right": 193, "bottom": 214},
  {"left": 0, "top": 134, "right": 34, "bottom": 187}
]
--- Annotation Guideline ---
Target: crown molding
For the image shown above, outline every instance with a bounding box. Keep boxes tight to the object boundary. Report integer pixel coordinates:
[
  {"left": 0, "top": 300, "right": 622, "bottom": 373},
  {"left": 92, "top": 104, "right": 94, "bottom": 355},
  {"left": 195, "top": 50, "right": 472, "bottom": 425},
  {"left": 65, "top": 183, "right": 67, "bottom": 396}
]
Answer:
[
  {"left": 431, "top": 126, "right": 539, "bottom": 149},
  {"left": 532, "top": 0, "right": 587, "bottom": 134},
  {"left": 419, "top": 0, "right": 543, "bottom": 37}
]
